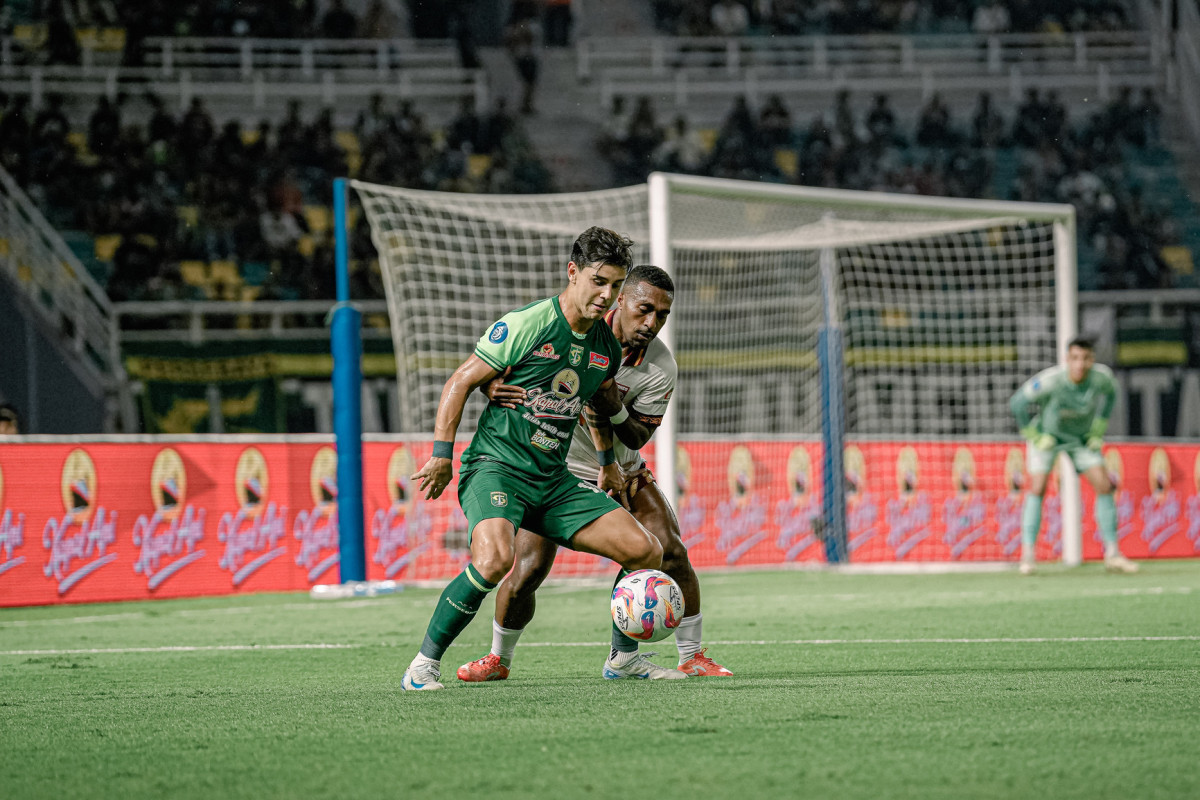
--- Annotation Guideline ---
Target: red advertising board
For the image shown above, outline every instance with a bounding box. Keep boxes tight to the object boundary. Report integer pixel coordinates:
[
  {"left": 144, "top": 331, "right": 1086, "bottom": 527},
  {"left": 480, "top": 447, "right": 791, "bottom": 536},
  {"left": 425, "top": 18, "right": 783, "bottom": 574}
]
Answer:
[{"left": 1, "top": 438, "right": 1198, "bottom": 607}]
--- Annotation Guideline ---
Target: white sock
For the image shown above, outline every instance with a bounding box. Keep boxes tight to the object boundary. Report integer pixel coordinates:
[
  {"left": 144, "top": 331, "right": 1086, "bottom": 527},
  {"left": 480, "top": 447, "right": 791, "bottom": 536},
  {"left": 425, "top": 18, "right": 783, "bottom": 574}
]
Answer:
[
  {"left": 1104, "top": 545, "right": 1120, "bottom": 559},
  {"left": 410, "top": 652, "right": 439, "bottom": 671},
  {"left": 675, "top": 613, "right": 703, "bottom": 663},
  {"left": 491, "top": 619, "right": 524, "bottom": 667}
]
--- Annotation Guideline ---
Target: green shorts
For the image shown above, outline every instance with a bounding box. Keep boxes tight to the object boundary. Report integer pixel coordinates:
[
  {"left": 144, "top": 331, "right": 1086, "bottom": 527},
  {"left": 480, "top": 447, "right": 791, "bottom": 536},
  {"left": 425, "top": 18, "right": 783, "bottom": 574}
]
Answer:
[
  {"left": 457, "top": 460, "right": 621, "bottom": 547},
  {"left": 1026, "top": 440, "right": 1104, "bottom": 476}
]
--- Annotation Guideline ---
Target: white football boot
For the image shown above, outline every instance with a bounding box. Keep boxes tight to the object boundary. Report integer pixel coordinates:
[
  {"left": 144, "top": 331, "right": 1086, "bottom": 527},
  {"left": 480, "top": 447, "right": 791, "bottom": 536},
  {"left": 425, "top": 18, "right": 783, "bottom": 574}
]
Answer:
[
  {"left": 602, "top": 650, "right": 687, "bottom": 680},
  {"left": 402, "top": 656, "right": 445, "bottom": 691},
  {"left": 1104, "top": 553, "right": 1139, "bottom": 574}
]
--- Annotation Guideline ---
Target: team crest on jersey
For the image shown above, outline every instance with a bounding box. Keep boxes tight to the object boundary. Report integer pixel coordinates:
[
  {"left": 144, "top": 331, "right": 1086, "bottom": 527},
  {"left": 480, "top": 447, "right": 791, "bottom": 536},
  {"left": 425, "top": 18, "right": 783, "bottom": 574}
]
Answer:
[
  {"left": 533, "top": 343, "right": 559, "bottom": 360},
  {"left": 552, "top": 368, "right": 580, "bottom": 399},
  {"left": 569, "top": 344, "right": 584, "bottom": 366},
  {"left": 489, "top": 322, "right": 508, "bottom": 343},
  {"left": 490, "top": 492, "right": 508, "bottom": 507},
  {"left": 589, "top": 352, "right": 610, "bottom": 370}
]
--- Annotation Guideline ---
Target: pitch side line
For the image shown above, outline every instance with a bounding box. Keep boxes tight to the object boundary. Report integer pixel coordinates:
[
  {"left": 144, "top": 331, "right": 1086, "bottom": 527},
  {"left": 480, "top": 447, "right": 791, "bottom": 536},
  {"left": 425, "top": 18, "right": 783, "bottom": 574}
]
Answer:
[{"left": 4, "top": 635, "right": 1199, "bottom": 657}]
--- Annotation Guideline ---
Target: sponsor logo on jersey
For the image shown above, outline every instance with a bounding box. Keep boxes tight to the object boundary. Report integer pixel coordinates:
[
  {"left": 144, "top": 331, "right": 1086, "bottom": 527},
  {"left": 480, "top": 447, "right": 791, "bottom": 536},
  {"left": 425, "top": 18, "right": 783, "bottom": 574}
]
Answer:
[
  {"left": 533, "top": 343, "right": 559, "bottom": 360},
  {"left": 490, "top": 492, "right": 508, "bottom": 507},
  {"left": 489, "top": 322, "right": 508, "bottom": 343},
  {"left": 589, "top": 352, "right": 610, "bottom": 370},
  {"left": 663, "top": 388, "right": 673, "bottom": 401},
  {"left": 569, "top": 344, "right": 583, "bottom": 366},
  {"left": 552, "top": 368, "right": 580, "bottom": 399},
  {"left": 530, "top": 430, "right": 561, "bottom": 451}
]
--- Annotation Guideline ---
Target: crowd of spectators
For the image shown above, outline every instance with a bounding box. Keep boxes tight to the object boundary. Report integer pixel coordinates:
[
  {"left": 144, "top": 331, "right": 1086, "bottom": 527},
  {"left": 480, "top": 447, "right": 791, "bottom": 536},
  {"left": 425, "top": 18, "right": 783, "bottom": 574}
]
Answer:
[
  {"left": 652, "top": 0, "right": 1132, "bottom": 37},
  {"left": 599, "top": 85, "right": 1181, "bottom": 289},
  {"left": 17, "top": 0, "right": 407, "bottom": 40},
  {"left": 0, "top": 90, "right": 552, "bottom": 302}
]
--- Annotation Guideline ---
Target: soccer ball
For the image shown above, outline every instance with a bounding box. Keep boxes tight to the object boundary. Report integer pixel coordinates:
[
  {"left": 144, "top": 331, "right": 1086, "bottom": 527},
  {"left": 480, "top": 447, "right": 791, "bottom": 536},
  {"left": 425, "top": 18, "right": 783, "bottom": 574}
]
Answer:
[{"left": 610, "top": 569, "right": 685, "bottom": 643}]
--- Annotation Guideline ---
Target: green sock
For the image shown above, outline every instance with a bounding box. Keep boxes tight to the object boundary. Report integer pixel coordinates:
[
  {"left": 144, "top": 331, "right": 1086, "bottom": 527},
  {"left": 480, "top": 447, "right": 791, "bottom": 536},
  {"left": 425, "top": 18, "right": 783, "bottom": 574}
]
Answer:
[
  {"left": 1095, "top": 493, "right": 1118, "bottom": 554},
  {"left": 419, "top": 563, "right": 497, "bottom": 660},
  {"left": 610, "top": 568, "right": 638, "bottom": 655},
  {"left": 1021, "top": 494, "right": 1043, "bottom": 553}
]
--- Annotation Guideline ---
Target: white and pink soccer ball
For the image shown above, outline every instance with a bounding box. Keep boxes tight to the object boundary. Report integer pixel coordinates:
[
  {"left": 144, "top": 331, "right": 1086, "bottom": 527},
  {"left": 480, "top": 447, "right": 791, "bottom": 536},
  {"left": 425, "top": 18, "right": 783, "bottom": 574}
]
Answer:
[{"left": 610, "top": 569, "right": 684, "bottom": 643}]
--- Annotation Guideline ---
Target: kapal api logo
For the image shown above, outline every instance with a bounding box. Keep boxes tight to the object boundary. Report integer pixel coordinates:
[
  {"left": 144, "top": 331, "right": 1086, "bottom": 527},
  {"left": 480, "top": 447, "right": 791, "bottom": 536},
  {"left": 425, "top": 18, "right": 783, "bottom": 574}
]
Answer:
[
  {"left": 1140, "top": 447, "right": 1180, "bottom": 553},
  {"left": 844, "top": 445, "right": 879, "bottom": 554},
  {"left": 489, "top": 322, "right": 508, "bottom": 343},
  {"left": 43, "top": 449, "right": 118, "bottom": 594},
  {"left": 0, "top": 462, "right": 27, "bottom": 579},
  {"left": 372, "top": 446, "right": 433, "bottom": 579},
  {"left": 886, "top": 446, "right": 932, "bottom": 559},
  {"left": 943, "top": 447, "right": 987, "bottom": 558},
  {"left": 132, "top": 448, "right": 206, "bottom": 590},
  {"left": 775, "top": 446, "right": 820, "bottom": 561},
  {"left": 716, "top": 446, "right": 767, "bottom": 564},
  {"left": 294, "top": 446, "right": 340, "bottom": 582},
  {"left": 218, "top": 447, "right": 287, "bottom": 586}
]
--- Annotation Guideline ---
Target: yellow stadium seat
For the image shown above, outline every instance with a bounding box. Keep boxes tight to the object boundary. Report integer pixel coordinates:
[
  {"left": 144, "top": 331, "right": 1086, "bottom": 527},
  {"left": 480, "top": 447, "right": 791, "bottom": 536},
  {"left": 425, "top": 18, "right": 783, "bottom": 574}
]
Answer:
[
  {"left": 17, "top": 263, "right": 33, "bottom": 283},
  {"left": 13, "top": 25, "right": 48, "bottom": 48},
  {"left": 208, "top": 260, "right": 242, "bottom": 288},
  {"left": 467, "top": 154, "right": 492, "bottom": 179},
  {"left": 94, "top": 234, "right": 122, "bottom": 262},
  {"left": 297, "top": 235, "right": 316, "bottom": 258},
  {"left": 241, "top": 129, "right": 260, "bottom": 146},
  {"left": 697, "top": 129, "right": 718, "bottom": 153},
  {"left": 1161, "top": 245, "right": 1194, "bottom": 276},
  {"left": 334, "top": 131, "right": 360, "bottom": 153},
  {"left": 96, "top": 28, "right": 127, "bottom": 52},
  {"left": 773, "top": 149, "right": 798, "bottom": 179},
  {"left": 0, "top": 238, "right": 9, "bottom": 257},
  {"left": 303, "top": 205, "right": 331, "bottom": 235},
  {"left": 179, "top": 261, "right": 209, "bottom": 287},
  {"left": 239, "top": 285, "right": 262, "bottom": 302},
  {"left": 66, "top": 132, "right": 90, "bottom": 157},
  {"left": 177, "top": 206, "right": 199, "bottom": 227}
]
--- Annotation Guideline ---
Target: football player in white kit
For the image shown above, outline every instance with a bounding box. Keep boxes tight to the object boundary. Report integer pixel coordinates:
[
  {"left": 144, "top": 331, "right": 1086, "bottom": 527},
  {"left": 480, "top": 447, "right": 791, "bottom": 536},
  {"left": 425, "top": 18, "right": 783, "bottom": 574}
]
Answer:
[{"left": 457, "top": 265, "right": 732, "bottom": 681}]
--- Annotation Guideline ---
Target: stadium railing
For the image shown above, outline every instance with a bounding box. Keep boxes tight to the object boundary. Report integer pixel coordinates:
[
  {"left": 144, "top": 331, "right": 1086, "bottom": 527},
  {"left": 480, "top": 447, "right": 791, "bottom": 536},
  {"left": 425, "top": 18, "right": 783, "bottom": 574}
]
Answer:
[
  {"left": 0, "top": 165, "right": 130, "bottom": 424},
  {"left": 114, "top": 299, "right": 391, "bottom": 344},
  {"left": 583, "top": 31, "right": 1163, "bottom": 110},
  {"left": 578, "top": 31, "right": 1164, "bottom": 80},
  {"left": 0, "top": 36, "right": 487, "bottom": 113}
]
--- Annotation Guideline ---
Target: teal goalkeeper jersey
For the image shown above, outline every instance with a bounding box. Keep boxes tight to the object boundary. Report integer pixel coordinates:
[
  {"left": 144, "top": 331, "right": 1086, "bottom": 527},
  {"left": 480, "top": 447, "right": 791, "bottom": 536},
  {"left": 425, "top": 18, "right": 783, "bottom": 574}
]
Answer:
[
  {"left": 462, "top": 296, "right": 622, "bottom": 480},
  {"left": 1010, "top": 364, "right": 1118, "bottom": 444}
]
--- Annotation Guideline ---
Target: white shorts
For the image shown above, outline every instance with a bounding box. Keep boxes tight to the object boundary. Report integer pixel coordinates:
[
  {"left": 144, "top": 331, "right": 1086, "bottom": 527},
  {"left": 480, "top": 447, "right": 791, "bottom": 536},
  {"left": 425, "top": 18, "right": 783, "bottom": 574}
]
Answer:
[{"left": 1025, "top": 441, "right": 1104, "bottom": 476}]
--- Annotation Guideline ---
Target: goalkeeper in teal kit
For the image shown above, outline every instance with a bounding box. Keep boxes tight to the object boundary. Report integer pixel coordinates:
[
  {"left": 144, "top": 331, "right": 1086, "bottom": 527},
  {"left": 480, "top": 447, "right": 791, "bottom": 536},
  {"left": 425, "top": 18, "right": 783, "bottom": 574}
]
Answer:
[{"left": 1010, "top": 336, "right": 1138, "bottom": 575}]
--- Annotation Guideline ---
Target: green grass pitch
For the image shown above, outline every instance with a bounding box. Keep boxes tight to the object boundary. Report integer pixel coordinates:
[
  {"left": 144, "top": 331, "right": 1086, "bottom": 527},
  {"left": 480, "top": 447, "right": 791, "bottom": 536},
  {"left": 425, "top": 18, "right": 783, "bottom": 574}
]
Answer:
[{"left": 3, "top": 561, "right": 1199, "bottom": 799}]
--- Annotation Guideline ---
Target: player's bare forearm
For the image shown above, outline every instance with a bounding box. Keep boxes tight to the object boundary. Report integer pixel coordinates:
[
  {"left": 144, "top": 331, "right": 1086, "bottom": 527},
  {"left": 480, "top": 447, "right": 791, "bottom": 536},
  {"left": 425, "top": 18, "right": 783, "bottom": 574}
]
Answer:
[
  {"left": 413, "top": 355, "right": 498, "bottom": 500},
  {"left": 589, "top": 380, "right": 623, "bottom": 417},
  {"left": 583, "top": 403, "right": 615, "bottom": 451},
  {"left": 614, "top": 415, "right": 657, "bottom": 451},
  {"left": 433, "top": 355, "right": 499, "bottom": 441}
]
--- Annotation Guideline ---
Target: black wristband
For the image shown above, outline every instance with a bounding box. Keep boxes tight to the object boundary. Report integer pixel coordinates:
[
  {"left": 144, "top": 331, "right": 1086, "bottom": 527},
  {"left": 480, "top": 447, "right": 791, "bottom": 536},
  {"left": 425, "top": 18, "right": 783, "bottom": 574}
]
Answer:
[{"left": 597, "top": 448, "right": 616, "bottom": 466}]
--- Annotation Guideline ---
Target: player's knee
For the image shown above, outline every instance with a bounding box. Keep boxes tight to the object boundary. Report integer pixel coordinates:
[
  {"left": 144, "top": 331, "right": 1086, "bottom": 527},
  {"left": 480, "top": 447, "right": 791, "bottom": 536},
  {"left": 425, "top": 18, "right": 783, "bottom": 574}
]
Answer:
[
  {"left": 659, "top": 537, "right": 689, "bottom": 575},
  {"left": 628, "top": 534, "right": 663, "bottom": 571},
  {"left": 507, "top": 557, "right": 551, "bottom": 599},
  {"left": 472, "top": 542, "right": 515, "bottom": 584}
]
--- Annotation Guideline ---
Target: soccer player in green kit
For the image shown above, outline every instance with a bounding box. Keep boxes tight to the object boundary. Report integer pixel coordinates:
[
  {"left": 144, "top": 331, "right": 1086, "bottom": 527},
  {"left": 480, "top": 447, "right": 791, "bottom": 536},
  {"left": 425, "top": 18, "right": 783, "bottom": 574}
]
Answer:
[
  {"left": 1010, "top": 336, "right": 1139, "bottom": 575},
  {"left": 402, "top": 226, "right": 664, "bottom": 691}
]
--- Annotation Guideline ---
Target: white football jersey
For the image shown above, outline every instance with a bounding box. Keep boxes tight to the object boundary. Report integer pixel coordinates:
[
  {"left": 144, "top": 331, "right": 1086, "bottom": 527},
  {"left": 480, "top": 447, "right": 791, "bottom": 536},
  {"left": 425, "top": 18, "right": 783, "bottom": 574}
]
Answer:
[{"left": 567, "top": 334, "right": 677, "bottom": 484}]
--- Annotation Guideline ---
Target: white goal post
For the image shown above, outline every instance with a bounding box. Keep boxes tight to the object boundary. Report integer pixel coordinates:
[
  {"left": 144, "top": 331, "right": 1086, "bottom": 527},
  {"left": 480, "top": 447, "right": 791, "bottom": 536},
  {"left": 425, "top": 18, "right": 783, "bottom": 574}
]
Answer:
[{"left": 353, "top": 173, "right": 1082, "bottom": 568}]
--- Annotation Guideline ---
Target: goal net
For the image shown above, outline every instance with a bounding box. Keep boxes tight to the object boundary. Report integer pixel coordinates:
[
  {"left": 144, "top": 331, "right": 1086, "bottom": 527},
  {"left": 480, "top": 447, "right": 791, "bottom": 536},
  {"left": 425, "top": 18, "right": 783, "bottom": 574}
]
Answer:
[{"left": 353, "top": 174, "right": 1077, "bottom": 581}]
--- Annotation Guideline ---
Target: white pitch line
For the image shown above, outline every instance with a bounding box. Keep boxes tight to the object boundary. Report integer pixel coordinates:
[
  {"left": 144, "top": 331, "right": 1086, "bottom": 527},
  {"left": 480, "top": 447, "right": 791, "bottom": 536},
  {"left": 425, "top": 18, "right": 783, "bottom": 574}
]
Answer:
[
  {"left": 3, "top": 643, "right": 359, "bottom": 656},
  {"left": 3, "top": 635, "right": 1199, "bottom": 657},
  {"left": 0, "top": 586, "right": 1193, "bottom": 629}
]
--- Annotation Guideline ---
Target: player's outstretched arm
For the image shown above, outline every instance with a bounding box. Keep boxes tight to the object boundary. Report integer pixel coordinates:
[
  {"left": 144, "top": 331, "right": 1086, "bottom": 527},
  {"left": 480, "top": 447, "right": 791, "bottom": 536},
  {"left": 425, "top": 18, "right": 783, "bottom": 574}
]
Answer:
[
  {"left": 412, "top": 355, "right": 498, "bottom": 500},
  {"left": 584, "top": 379, "right": 627, "bottom": 506}
]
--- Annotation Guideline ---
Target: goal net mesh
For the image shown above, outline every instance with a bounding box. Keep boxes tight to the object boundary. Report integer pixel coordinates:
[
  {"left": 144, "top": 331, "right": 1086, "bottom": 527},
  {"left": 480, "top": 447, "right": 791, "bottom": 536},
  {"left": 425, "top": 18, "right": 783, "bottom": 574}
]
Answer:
[{"left": 354, "top": 177, "right": 1062, "bottom": 576}]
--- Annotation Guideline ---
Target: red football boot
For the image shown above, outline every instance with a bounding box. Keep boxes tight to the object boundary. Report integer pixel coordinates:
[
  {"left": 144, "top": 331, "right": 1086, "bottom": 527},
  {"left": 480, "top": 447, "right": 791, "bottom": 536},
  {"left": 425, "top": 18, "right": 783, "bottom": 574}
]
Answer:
[
  {"left": 677, "top": 648, "right": 733, "bottom": 677},
  {"left": 456, "top": 653, "right": 510, "bottom": 682}
]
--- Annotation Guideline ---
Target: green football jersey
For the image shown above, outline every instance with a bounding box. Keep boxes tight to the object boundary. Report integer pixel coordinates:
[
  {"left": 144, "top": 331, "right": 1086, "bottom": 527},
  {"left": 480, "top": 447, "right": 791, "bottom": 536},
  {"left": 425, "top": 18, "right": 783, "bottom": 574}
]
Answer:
[
  {"left": 1010, "top": 363, "right": 1118, "bottom": 444},
  {"left": 462, "top": 296, "right": 622, "bottom": 479}
]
